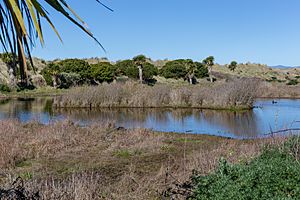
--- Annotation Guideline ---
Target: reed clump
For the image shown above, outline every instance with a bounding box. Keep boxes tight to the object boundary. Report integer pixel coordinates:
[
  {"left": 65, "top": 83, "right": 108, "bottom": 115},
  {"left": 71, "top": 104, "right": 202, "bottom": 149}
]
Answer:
[{"left": 54, "top": 78, "right": 257, "bottom": 110}]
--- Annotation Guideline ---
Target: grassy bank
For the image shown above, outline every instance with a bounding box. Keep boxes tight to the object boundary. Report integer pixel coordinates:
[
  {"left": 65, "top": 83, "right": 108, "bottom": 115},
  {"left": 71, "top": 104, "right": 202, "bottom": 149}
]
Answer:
[
  {"left": 188, "top": 136, "right": 300, "bottom": 200},
  {"left": 0, "top": 120, "right": 268, "bottom": 199},
  {"left": 54, "top": 78, "right": 257, "bottom": 110}
]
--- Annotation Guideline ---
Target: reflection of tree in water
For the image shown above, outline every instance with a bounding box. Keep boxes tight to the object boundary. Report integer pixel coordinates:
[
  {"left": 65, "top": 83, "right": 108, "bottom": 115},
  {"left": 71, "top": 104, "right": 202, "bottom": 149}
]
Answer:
[
  {"left": 201, "top": 110, "right": 260, "bottom": 137},
  {"left": 0, "top": 98, "right": 53, "bottom": 119}
]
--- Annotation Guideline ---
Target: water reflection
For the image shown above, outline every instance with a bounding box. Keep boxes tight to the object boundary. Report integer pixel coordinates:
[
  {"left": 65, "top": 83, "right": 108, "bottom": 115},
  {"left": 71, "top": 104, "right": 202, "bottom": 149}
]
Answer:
[{"left": 0, "top": 98, "right": 299, "bottom": 139}]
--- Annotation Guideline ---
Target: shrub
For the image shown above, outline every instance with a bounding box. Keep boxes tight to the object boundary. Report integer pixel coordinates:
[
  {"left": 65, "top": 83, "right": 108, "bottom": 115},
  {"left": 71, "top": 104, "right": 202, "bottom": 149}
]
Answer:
[
  {"left": 0, "top": 52, "right": 16, "bottom": 66},
  {"left": 142, "top": 62, "right": 158, "bottom": 81},
  {"left": 58, "top": 59, "right": 92, "bottom": 83},
  {"left": 41, "top": 63, "right": 61, "bottom": 86},
  {"left": 115, "top": 60, "right": 138, "bottom": 79},
  {"left": 0, "top": 84, "right": 11, "bottom": 92},
  {"left": 159, "top": 60, "right": 188, "bottom": 79},
  {"left": 57, "top": 72, "right": 81, "bottom": 88},
  {"left": 228, "top": 61, "right": 238, "bottom": 71},
  {"left": 189, "top": 136, "right": 300, "bottom": 200},
  {"left": 194, "top": 62, "right": 208, "bottom": 78},
  {"left": 287, "top": 79, "right": 299, "bottom": 85},
  {"left": 160, "top": 60, "right": 208, "bottom": 80},
  {"left": 90, "top": 62, "right": 116, "bottom": 83}
]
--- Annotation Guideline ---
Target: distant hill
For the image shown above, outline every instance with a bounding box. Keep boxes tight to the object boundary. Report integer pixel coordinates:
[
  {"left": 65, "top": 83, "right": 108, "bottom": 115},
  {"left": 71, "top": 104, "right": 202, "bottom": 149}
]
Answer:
[{"left": 271, "top": 65, "right": 300, "bottom": 69}]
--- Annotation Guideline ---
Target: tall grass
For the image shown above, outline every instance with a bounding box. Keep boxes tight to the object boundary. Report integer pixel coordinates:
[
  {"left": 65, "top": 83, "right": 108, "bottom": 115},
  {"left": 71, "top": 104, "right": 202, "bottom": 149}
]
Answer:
[
  {"left": 54, "top": 78, "right": 257, "bottom": 110},
  {"left": 0, "top": 120, "right": 268, "bottom": 199}
]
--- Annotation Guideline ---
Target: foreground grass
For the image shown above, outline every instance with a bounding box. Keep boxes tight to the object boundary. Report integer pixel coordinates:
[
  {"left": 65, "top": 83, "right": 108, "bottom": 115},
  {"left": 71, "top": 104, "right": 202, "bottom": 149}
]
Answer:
[{"left": 0, "top": 120, "right": 268, "bottom": 199}]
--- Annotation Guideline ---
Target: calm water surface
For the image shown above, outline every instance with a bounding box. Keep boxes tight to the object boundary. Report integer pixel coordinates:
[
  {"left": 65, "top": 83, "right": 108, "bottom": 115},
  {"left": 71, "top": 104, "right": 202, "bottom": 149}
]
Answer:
[{"left": 0, "top": 97, "right": 299, "bottom": 139}]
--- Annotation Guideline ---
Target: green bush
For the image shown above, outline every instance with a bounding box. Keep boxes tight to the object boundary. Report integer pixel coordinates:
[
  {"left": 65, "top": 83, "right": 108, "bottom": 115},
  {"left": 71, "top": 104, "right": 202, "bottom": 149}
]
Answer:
[
  {"left": 287, "top": 79, "right": 299, "bottom": 85},
  {"left": 189, "top": 136, "right": 300, "bottom": 200},
  {"left": 58, "top": 72, "right": 81, "bottom": 88},
  {"left": 0, "top": 52, "right": 16, "bottom": 66},
  {"left": 160, "top": 60, "right": 208, "bottom": 80},
  {"left": 142, "top": 62, "right": 158, "bottom": 80},
  {"left": 115, "top": 60, "right": 138, "bottom": 79},
  {"left": 90, "top": 62, "right": 116, "bottom": 83},
  {"left": 58, "top": 59, "right": 92, "bottom": 83},
  {"left": 159, "top": 60, "right": 188, "bottom": 79},
  {"left": 0, "top": 84, "right": 11, "bottom": 92},
  {"left": 194, "top": 62, "right": 208, "bottom": 78},
  {"left": 41, "top": 63, "right": 61, "bottom": 86}
]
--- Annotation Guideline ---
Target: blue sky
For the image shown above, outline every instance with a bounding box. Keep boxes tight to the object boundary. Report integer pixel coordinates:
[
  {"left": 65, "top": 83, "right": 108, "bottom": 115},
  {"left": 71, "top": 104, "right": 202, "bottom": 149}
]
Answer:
[{"left": 31, "top": 0, "right": 300, "bottom": 66}]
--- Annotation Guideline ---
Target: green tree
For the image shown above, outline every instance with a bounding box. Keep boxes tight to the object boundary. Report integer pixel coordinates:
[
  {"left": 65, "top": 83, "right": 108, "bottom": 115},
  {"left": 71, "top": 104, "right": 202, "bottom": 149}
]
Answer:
[
  {"left": 160, "top": 60, "right": 188, "bottom": 79},
  {"left": 115, "top": 60, "right": 138, "bottom": 79},
  {"left": 185, "top": 59, "right": 197, "bottom": 84},
  {"left": 0, "top": 1, "right": 108, "bottom": 85},
  {"left": 133, "top": 55, "right": 147, "bottom": 83},
  {"left": 41, "top": 63, "right": 61, "bottom": 87},
  {"left": 203, "top": 56, "right": 215, "bottom": 82},
  {"left": 228, "top": 61, "right": 238, "bottom": 71},
  {"left": 58, "top": 59, "right": 91, "bottom": 84},
  {"left": 90, "top": 62, "right": 116, "bottom": 83}
]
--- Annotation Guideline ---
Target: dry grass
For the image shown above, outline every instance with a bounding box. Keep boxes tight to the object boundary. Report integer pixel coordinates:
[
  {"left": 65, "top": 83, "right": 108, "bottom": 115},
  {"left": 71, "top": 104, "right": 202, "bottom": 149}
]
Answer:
[
  {"left": 257, "top": 81, "right": 300, "bottom": 98},
  {"left": 0, "top": 120, "right": 280, "bottom": 199},
  {"left": 54, "top": 78, "right": 257, "bottom": 110}
]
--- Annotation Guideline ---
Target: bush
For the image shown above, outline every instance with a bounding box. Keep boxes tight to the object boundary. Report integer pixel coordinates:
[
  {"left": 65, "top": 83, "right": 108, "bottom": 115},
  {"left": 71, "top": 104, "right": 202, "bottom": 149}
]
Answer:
[
  {"left": 160, "top": 60, "right": 208, "bottom": 80},
  {"left": 90, "top": 62, "right": 116, "bottom": 83},
  {"left": 142, "top": 62, "right": 158, "bottom": 81},
  {"left": 58, "top": 59, "right": 92, "bottom": 83},
  {"left": 0, "top": 84, "right": 11, "bottom": 92},
  {"left": 57, "top": 72, "right": 81, "bottom": 88},
  {"left": 159, "top": 60, "right": 188, "bottom": 79},
  {"left": 194, "top": 62, "right": 208, "bottom": 78},
  {"left": 115, "top": 59, "right": 158, "bottom": 81},
  {"left": 41, "top": 63, "right": 61, "bottom": 86},
  {"left": 287, "top": 79, "right": 299, "bottom": 85},
  {"left": 189, "top": 136, "right": 300, "bottom": 200},
  {"left": 115, "top": 60, "right": 138, "bottom": 79}
]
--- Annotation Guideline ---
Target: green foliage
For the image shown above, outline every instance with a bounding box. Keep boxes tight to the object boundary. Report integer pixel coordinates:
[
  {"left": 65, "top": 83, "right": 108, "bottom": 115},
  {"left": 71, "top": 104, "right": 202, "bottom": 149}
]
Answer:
[
  {"left": 58, "top": 59, "right": 91, "bottom": 82},
  {"left": 190, "top": 136, "right": 300, "bottom": 200},
  {"left": 160, "top": 60, "right": 188, "bottom": 79},
  {"left": 0, "top": 52, "right": 16, "bottom": 66},
  {"left": 203, "top": 56, "right": 215, "bottom": 67},
  {"left": 194, "top": 62, "right": 208, "bottom": 78},
  {"left": 133, "top": 55, "right": 147, "bottom": 65},
  {"left": 142, "top": 62, "right": 158, "bottom": 80},
  {"left": 90, "top": 62, "right": 116, "bottom": 83},
  {"left": 287, "top": 79, "right": 299, "bottom": 85},
  {"left": 115, "top": 59, "right": 138, "bottom": 79},
  {"left": 228, "top": 61, "right": 238, "bottom": 71},
  {"left": 41, "top": 63, "right": 60, "bottom": 86},
  {"left": 58, "top": 72, "right": 81, "bottom": 89},
  {"left": 160, "top": 59, "right": 208, "bottom": 80},
  {"left": 0, "top": 84, "right": 11, "bottom": 92}
]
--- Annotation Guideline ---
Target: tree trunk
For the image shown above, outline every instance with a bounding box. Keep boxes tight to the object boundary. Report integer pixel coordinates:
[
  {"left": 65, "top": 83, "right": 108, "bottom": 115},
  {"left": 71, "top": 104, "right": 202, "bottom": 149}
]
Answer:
[
  {"left": 138, "top": 66, "right": 143, "bottom": 83},
  {"left": 52, "top": 75, "right": 58, "bottom": 88},
  {"left": 208, "top": 66, "right": 213, "bottom": 82}
]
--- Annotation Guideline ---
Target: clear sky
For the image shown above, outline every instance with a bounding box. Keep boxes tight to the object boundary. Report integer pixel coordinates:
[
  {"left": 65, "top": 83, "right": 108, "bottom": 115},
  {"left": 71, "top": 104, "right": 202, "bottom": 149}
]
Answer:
[{"left": 31, "top": 0, "right": 300, "bottom": 66}]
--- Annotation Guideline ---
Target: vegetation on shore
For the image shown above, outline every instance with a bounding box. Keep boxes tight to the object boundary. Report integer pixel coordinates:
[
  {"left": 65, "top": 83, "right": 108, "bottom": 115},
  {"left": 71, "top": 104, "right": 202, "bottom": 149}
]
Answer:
[
  {"left": 189, "top": 136, "right": 300, "bottom": 199},
  {"left": 54, "top": 78, "right": 257, "bottom": 110},
  {"left": 0, "top": 120, "right": 270, "bottom": 199}
]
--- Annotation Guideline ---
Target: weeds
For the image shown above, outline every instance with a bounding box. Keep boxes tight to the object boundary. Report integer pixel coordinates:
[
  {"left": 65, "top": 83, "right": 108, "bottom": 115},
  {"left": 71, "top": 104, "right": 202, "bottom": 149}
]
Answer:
[
  {"left": 54, "top": 78, "right": 257, "bottom": 110},
  {"left": 0, "top": 120, "right": 268, "bottom": 199}
]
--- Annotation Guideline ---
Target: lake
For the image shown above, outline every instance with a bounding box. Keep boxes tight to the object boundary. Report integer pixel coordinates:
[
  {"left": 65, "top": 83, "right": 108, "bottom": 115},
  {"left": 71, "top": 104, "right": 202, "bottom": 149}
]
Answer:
[{"left": 0, "top": 97, "right": 299, "bottom": 139}]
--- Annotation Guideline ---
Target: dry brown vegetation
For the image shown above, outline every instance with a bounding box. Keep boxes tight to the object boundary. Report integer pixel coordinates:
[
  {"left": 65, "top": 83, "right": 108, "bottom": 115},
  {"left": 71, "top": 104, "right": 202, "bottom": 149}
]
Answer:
[
  {"left": 0, "top": 120, "right": 280, "bottom": 199},
  {"left": 257, "top": 81, "right": 300, "bottom": 98},
  {"left": 54, "top": 78, "right": 257, "bottom": 110}
]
